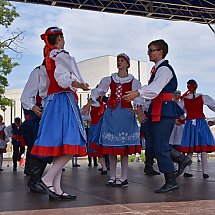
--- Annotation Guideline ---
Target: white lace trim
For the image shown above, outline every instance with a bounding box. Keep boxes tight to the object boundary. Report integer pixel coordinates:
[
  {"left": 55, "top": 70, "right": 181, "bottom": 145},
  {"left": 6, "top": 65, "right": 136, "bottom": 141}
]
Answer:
[
  {"left": 111, "top": 73, "right": 134, "bottom": 84},
  {"left": 102, "top": 132, "right": 139, "bottom": 143}
]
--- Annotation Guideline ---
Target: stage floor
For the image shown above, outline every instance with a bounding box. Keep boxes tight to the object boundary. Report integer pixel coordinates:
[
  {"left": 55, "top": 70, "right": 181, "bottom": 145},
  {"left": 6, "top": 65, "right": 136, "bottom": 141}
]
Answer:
[{"left": 1, "top": 159, "right": 215, "bottom": 214}]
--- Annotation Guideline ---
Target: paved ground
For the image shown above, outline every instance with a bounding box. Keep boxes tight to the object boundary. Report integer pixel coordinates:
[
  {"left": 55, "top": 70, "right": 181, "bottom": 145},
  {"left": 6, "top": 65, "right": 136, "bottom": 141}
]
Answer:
[{"left": 1, "top": 159, "right": 215, "bottom": 214}]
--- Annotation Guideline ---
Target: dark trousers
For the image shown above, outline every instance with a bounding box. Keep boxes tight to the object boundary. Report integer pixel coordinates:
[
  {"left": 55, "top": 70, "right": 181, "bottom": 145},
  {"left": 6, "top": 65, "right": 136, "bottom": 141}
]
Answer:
[
  {"left": 22, "top": 116, "right": 40, "bottom": 174},
  {"left": 146, "top": 117, "right": 175, "bottom": 173},
  {"left": 12, "top": 142, "right": 25, "bottom": 168}
]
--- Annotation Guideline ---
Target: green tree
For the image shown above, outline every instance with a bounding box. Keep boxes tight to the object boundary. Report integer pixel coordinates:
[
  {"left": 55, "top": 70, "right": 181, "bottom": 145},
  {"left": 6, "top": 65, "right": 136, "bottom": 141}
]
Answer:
[{"left": 0, "top": 0, "right": 20, "bottom": 106}]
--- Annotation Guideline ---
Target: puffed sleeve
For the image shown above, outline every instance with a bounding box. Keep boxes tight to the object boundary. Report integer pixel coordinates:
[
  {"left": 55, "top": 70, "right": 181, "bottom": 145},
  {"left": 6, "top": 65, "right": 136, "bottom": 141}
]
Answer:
[
  {"left": 90, "top": 77, "right": 111, "bottom": 106},
  {"left": 50, "top": 50, "right": 77, "bottom": 90},
  {"left": 203, "top": 95, "right": 215, "bottom": 112},
  {"left": 20, "top": 67, "right": 40, "bottom": 110}
]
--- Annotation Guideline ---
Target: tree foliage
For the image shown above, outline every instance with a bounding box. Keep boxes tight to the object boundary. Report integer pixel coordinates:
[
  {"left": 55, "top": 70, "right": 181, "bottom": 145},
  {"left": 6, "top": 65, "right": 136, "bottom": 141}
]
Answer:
[{"left": 0, "top": 0, "right": 20, "bottom": 106}]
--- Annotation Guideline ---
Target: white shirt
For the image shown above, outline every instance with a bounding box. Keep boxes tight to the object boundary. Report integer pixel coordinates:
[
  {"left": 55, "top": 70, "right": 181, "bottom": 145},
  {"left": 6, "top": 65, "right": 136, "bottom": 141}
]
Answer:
[
  {"left": 138, "top": 59, "right": 173, "bottom": 100},
  {"left": 90, "top": 73, "right": 143, "bottom": 106},
  {"left": 20, "top": 65, "right": 49, "bottom": 110},
  {"left": 50, "top": 49, "right": 85, "bottom": 91}
]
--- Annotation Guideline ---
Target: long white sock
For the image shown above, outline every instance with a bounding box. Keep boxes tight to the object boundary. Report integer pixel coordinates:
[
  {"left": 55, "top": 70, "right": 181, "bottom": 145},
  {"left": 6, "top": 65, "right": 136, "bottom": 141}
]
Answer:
[
  {"left": 0, "top": 153, "right": 3, "bottom": 168},
  {"left": 120, "top": 155, "right": 128, "bottom": 181},
  {"left": 109, "top": 155, "right": 117, "bottom": 180},
  {"left": 42, "top": 154, "right": 73, "bottom": 190},
  {"left": 52, "top": 169, "right": 63, "bottom": 195},
  {"left": 201, "top": 152, "right": 208, "bottom": 174},
  {"left": 99, "top": 157, "right": 107, "bottom": 171},
  {"left": 184, "top": 153, "right": 193, "bottom": 173}
]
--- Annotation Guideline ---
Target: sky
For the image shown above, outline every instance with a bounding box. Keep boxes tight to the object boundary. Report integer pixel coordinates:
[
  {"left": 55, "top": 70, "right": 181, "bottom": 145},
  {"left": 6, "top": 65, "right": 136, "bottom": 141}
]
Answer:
[{"left": 1, "top": 2, "right": 215, "bottom": 117}]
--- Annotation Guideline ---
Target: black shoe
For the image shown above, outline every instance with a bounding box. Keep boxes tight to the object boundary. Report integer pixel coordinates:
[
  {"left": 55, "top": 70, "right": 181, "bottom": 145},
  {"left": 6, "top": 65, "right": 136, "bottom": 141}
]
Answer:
[
  {"left": 98, "top": 168, "right": 103, "bottom": 171},
  {"left": 114, "top": 179, "right": 128, "bottom": 187},
  {"left": 13, "top": 167, "right": 17, "bottom": 171},
  {"left": 88, "top": 163, "right": 92, "bottom": 167},
  {"left": 0, "top": 168, "right": 3, "bottom": 171},
  {"left": 154, "top": 182, "right": 179, "bottom": 193},
  {"left": 184, "top": 173, "right": 193, "bottom": 177},
  {"left": 144, "top": 168, "right": 160, "bottom": 176},
  {"left": 37, "top": 180, "right": 60, "bottom": 199},
  {"left": 73, "top": 164, "right": 80, "bottom": 167},
  {"left": 106, "top": 178, "right": 116, "bottom": 186},
  {"left": 58, "top": 192, "right": 77, "bottom": 200},
  {"left": 203, "top": 174, "right": 209, "bottom": 179},
  {"left": 62, "top": 168, "right": 66, "bottom": 171},
  {"left": 100, "top": 170, "right": 107, "bottom": 175},
  {"left": 94, "top": 163, "right": 98, "bottom": 167}
]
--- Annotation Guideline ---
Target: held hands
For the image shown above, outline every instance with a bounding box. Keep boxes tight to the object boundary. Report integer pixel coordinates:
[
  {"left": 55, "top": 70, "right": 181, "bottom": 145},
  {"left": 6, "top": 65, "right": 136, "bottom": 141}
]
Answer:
[
  {"left": 72, "top": 81, "right": 90, "bottom": 91},
  {"left": 32, "top": 105, "right": 42, "bottom": 117},
  {"left": 81, "top": 99, "right": 93, "bottom": 115},
  {"left": 123, "top": 90, "right": 140, "bottom": 102},
  {"left": 81, "top": 83, "right": 90, "bottom": 91}
]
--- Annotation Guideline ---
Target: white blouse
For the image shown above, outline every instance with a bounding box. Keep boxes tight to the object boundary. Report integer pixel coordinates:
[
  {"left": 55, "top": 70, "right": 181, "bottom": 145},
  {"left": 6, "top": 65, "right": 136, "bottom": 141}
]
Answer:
[
  {"left": 179, "top": 93, "right": 215, "bottom": 113},
  {"left": 50, "top": 49, "right": 85, "bottom": 91},
  {"left": 20, "top": 65, "right": 49, "bottom": 110},
  {"left": 90, "top": 73, "right": 143, "bottom": 106}
]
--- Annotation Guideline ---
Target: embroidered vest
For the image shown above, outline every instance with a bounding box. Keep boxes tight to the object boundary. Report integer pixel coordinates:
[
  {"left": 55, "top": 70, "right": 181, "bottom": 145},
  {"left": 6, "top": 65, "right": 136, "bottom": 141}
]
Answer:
[{"left": 106, "top": 78, "right": 133, "bottom": 109}]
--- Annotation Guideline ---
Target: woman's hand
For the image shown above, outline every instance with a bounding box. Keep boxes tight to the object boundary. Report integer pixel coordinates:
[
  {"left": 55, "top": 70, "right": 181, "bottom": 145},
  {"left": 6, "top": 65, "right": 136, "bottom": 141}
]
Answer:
[
  {"left": 72, "top": 81, "right": 90, "bottom": 91},
  {"left": 81, "top": 83, "right": 90, "bottom": 91},
  {"left": 123, "top": 91, "right": 140, "bottom": 101}
]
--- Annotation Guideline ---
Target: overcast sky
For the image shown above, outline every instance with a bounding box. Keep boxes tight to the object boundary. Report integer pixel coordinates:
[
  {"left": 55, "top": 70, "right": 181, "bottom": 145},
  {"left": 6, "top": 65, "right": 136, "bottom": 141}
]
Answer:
[{"left": 1, "top": 2, "right": 215, "bottom": 117}]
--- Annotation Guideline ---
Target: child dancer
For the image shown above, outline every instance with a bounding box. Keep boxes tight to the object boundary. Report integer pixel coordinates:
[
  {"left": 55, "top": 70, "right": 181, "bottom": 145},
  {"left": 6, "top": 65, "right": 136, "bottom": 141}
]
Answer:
[
  {"left": 83, "top": 53, "right": 142, "bottom": 187},
  {"left": 176, "top": 79, "right": 215, "bottom": 178},
  {"left": 123, "top": 39, "right": 184, "bottom": 193},
  {"left": 0, "top": 115, "right": 7, "bottom": 171},
  {"left": 31, "top": 27, "right": 89, "bottom": 200}
]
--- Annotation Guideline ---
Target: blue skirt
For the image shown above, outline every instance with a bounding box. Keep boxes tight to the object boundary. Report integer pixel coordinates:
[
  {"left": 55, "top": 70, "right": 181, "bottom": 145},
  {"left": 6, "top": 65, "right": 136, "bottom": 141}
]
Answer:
[
  {"left": 31, "top": 92, "right": 87, "bottom": 157},
  {"left": 176, "top": 118, "right": 215, "bottom": 153},
  {"left": 91, "top": 103, "right": 141, "bottom": 155},
  {"left": 87, "top": 118, "right": 103, "bottom": 157}
]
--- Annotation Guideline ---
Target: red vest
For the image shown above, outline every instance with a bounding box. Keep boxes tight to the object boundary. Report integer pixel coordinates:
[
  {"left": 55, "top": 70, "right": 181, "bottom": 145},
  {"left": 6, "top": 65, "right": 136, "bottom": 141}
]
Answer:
[
  {"left": 184, "top": 95, "right": 205, "bottom": 120},
  {"left": 90, "top": 99, "right": 105, "bottom": 125},
  {"left": 46, "top": 58, "right": 78, "bottom": 102},
  {"left": 106, "top": 78, "right": 133, "bottom": 109}
]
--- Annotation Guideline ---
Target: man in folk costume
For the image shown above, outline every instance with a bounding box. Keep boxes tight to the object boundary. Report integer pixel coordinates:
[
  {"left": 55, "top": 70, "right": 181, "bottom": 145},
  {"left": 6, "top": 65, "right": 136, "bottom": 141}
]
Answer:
[
  {"left": 20, "top": 60, "right": 51, "bottom": 192},
  {"left": 124, "top": 39, "right": 184, "bottom": 193}
]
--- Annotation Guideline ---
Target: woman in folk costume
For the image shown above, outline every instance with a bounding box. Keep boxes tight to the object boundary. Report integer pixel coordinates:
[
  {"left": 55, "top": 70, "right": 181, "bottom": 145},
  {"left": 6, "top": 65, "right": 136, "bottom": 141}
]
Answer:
[
  {"left": 83, "top": 53, "right": 142, "bottom": 187},
  {"left": 83, "top": 96, "right": 108, "bottom": 174},
  {"left": 176, "top": 79, "right": 215, "bottom": 178},
  {"left": 31, "top": 27, "right": 89, "bottom": 200},
  {"left": 0, "top": 115, "right": 7, "bottom": 171}
]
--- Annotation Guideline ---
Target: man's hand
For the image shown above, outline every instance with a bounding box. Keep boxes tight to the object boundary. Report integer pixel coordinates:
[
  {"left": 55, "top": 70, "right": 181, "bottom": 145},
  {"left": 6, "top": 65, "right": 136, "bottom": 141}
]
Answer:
[
  {"left": 123, "top": 91, "right": 140, "bottom": 102},
  {"left": 32, "top": 106, "right": 42, "bottom": 117}
]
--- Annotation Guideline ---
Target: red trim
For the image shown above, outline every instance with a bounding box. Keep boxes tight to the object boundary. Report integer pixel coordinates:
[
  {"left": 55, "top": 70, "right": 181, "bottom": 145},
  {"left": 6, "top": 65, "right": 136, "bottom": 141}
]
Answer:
[
  {"left": 175, "top": 145, "right": 215, "bottom": 153},
  {"left": 151, "top": 93, "right": 173, "bottom": 122},
  {"left": 90, "top": 142, "right": 141, "bottom": 155},
  {"left": 12, "top": 134, "right": 26, "bottom": 146},
  {"left": 87, "top": 152, "right": 103, "bottom": 157},
  {"left": 24, "top": 114, "right": 30, "bottom": 121},
  {"left": 31, "top": 144, "right": 87, "bottom": 157}
]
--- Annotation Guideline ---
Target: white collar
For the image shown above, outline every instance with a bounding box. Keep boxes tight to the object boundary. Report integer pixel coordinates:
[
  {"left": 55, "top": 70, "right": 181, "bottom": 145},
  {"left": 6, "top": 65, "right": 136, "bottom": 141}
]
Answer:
[
  {"left": 111, "top": 73, "right": 134, "bottom": 84},
  {"left": 155, "top": 59, "right": 166, "bottom": 69}
]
